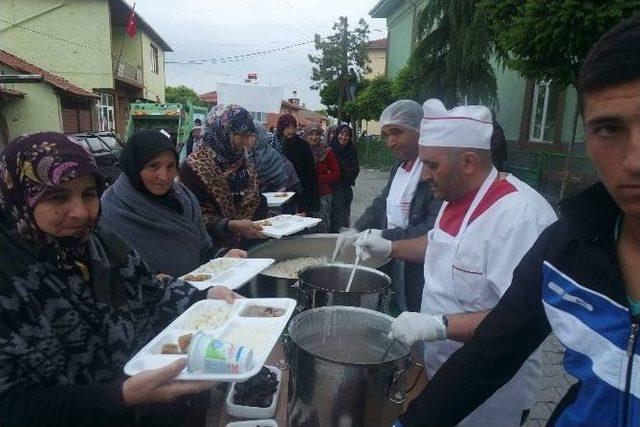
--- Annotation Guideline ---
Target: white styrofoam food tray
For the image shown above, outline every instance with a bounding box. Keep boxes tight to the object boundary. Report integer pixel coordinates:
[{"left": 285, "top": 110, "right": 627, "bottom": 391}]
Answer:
[
  {"left": 226, "top": 366, "right": 281, "bottom": 419},
  {"left": 226, "top": 420, "right": 277, "bottom": 427},
  {"left": 263, "top": 192, "right": 295, "bottom": 207},
  {"left": 124, "top": 298, "right": 296, "bottom": 381},
  {"left": 180, "top": 258, "right": 275, "bottom": 291},
  {"left": 255, "top": 214, "right": 322, "bottom": 238}
]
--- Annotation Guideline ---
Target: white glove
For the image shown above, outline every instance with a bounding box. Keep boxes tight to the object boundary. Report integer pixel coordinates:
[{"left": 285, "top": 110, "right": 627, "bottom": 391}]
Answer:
[
  {"left": 355, "top": 231, "right": 392, "bottom": 260},
  {"left": 389, "top": 312, "right": 447, "bottom": 346},
  {"left": 332, "top": 228, "right": 359, "bottom": 262}
]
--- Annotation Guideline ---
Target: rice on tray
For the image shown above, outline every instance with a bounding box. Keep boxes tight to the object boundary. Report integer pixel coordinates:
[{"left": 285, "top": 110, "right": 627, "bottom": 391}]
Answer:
[
  {"left": 181, "top": 305, "right": 232, "bottom": 330},
  {"left": 262, "top": 256, "right": 327, "bottom": 279}
]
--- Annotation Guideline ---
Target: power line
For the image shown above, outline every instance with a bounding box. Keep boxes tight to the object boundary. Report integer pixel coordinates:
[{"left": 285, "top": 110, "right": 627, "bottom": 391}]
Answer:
[
  {"left": 0, "top": 17, "right": 109, "bottom": 54},
  {"left": 165, "top": 39, "right": 313, "bottom": 64}
]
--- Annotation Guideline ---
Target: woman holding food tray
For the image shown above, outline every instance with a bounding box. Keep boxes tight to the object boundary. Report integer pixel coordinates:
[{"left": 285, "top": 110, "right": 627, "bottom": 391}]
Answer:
[
  {"left": 181, "top": 104, "right": 269, "bottom": 249},
  {"left": 100, "top": 129, "right": 245, "bottom": 278},
  {"left": 0, "top": 132, "right": 240, "bottom": 427}
]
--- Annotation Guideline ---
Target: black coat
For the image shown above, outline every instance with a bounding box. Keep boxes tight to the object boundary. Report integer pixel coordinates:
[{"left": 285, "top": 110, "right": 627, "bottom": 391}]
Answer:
[{"left": 282, "top": 134, "right": 320, "bottom": 213}]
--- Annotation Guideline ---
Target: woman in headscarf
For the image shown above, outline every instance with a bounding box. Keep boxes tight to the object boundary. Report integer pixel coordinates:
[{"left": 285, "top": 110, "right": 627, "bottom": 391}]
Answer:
[
  {"left": 330, "top": 124, "right": 360, "bottom": 232},
  {"left": 0, "top": 132, "right": 238, "bottom": 427},
  {"left": 269, "top": 114, "right": 320, "bottom": 215},
  {"left": 100, "top": 130, "right": 245, "bottom": 278},
  {"left": 305, "top": 122, "right": 341, "bottom": 232},
  {"left": 250, "top": 120, "right": 300, "bottom": 193},
  {"left": 180, "top": 104, "right": 267, "bottom": 248}
]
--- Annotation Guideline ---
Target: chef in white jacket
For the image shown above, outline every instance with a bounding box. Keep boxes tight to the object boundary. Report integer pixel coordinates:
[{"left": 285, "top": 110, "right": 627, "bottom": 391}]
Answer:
[
  {"left": 334, "top": 100, "right": 441, "bottom": 311},
  {"left": 357, "top": 99, "right": 557, "bottom": 426}
]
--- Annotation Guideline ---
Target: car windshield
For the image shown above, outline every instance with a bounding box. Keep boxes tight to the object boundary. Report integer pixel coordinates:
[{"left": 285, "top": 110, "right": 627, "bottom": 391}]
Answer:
[
  {"left": 97, "top": 135, "right": 122, "bottom": 151},
  {"left": 84, "top": 137, "right": 108, "bottom": 153}
]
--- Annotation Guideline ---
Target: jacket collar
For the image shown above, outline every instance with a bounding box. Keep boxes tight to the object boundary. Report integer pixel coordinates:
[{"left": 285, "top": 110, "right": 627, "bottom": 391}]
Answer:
[{"left": 559, "top": 182, "right": 621, "bottom": 241}]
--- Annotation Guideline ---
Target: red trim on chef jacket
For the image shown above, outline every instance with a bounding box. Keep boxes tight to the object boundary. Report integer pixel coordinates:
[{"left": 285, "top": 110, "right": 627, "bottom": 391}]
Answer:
[{"left": 439, "top": 179, "right": 517, "bottom": 237}]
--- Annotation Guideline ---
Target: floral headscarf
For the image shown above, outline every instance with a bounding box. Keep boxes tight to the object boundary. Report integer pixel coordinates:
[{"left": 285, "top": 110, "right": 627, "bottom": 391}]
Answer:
[
  {"left": 202, "top": 104, "right": 256, "bottom": 193},
  {"left": 276, "top": 114, "right": 297, "bottom": 137},
  {"left": 0, "top": 132, "right": 104, "bottom": 264},
  {"left": 305, "top": 122, "right": 329, "bottom": 162}
]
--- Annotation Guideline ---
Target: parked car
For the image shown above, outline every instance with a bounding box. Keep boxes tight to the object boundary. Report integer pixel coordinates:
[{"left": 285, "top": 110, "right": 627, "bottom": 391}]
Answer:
[{"left": 69, "top": 131, "right": 123, "bottom": 187}]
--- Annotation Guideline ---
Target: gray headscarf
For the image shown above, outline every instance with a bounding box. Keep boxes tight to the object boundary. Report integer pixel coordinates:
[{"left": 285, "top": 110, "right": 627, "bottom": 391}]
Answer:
[{"left": 250, "top": 121, "right": 300, "bottom": 192}]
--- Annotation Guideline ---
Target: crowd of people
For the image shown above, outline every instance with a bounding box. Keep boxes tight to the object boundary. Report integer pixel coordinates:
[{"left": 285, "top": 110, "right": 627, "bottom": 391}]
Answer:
[
  {"left": 1, "top": 14, "right": 640, "bottom": 427},
  {"left": 0, "top": 100, "right": 361, "bottom": 426}
]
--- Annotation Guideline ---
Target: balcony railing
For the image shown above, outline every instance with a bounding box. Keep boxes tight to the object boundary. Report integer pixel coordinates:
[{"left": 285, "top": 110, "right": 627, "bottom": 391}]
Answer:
[{"left": 112, "top": 55, "right": 143, "bottom": 86}]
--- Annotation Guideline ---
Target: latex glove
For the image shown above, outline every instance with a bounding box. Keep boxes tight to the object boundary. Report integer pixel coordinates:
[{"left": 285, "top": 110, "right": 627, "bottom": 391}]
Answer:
[
  {"left": 355, "top": 231, "right": 392, "bottom": 261},
  {"left": 389, "top": 312, "right": 447, "bottom": 346},
  {"left": 331, "top": 228, "right": 359, "bottom": 262}
]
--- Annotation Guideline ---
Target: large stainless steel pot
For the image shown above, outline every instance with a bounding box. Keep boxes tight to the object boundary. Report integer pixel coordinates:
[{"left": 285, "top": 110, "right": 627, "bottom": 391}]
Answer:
[
  {"left": 297, "top": 264, "right": 392, "bottom": 313},
  {"left": 286, "top": 306, "right": 411, "bottom": 427},
  {"left": 242, "top": 234, "right": 388, "bottom": 299}
]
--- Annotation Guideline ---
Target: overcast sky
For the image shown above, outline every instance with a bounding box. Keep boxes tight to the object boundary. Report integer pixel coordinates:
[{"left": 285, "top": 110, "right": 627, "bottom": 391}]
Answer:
[{"left": 133, "top": 0, "right": 387, "bottom": 111}]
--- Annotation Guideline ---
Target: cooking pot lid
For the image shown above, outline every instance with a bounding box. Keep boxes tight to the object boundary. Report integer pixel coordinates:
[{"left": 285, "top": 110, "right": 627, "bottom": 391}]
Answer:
[{"left": 289, "top": 306, "right": 409, "bottom": 364}]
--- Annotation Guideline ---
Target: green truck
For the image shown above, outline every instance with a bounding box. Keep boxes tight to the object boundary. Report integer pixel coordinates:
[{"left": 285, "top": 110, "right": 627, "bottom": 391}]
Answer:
[{"left": 124, "top": 102, "right": 209, "bottom": 148}]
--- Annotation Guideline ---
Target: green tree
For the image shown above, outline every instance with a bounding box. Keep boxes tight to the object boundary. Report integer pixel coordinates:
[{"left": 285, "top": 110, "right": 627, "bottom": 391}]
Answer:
[
  {"left": 165, "top": 85, "right": 207, "bottom": 107},
  {"left": 309, "top": 17, "right": 371, "bottom": 122},
  {"left": 407, "top": 0, "right": 497, "bottom": 109},
  {"left": 480, "top": 0, "right": 640, "bottom": 196},
  {"left": 345, "top": 74, "right": 395, "bottom": 122}
]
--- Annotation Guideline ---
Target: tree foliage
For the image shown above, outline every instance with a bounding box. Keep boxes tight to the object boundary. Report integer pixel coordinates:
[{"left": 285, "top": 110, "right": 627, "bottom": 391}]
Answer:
[
  {"left": 309, "top": 17, "right": 370, "bottom": 121},
  {"left": 345, "top": 74, "right": 395, "bottom": 122},
  {"left": 165, "top": 85, "right": 208, "bottom": 107},
  {"left": 408, "top": 0, "right": 497, "bottom": 110},
  {"left": 480, "top": 0, "right": 640, "bottom": 86}
]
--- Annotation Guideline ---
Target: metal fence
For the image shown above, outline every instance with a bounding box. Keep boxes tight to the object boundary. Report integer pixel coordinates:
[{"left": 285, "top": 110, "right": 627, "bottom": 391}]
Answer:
[
  {"left": 357, "top": 136, "right": 599, "bottom": 203},
  {"left": 357, "top": 136, "right": 396, "bottom": 170}
]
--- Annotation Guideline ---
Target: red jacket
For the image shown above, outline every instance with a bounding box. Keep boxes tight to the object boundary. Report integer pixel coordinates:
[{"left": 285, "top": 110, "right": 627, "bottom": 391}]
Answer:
[{"left": 316, "top": 149, "right": 341, "bottom": 196}]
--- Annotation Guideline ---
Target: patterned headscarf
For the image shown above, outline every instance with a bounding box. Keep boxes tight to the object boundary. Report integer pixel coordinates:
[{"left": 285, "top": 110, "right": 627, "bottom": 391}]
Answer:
[
  {"left": 0, "top": 132, "right": 104, "bottom": 263},
  {"left": 276, "top": 114, "right": 297, "bottom": 137},
  {"left": 202, "top": 104, "right": 256, "bottom": 194},
  {"left": 305, "top": 123, "right": 329, "bottom": 162}
]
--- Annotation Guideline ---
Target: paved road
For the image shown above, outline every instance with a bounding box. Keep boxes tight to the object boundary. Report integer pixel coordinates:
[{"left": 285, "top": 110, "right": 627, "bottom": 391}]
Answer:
[{"left": 351, "top": 168, "right": 576, "bottom": 426}]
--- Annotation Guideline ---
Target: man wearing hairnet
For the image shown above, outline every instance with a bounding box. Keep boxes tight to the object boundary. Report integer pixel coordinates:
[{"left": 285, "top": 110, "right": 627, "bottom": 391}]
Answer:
[{"left": 334, "top": 100, "right": 442, "bottom": 311}]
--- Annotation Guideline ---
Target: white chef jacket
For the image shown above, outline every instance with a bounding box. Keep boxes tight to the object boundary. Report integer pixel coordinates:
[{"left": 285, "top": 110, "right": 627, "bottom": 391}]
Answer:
[
  {"left": 386, "top": 159, "right": 423, "bottom": 229},
  {"left": 421, "top": 169, "right": 557, "bottom": 427}
]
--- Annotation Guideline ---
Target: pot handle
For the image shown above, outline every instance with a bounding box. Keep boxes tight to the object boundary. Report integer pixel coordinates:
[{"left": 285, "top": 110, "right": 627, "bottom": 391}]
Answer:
[
  {"left": 380, "top": 290, "right": 395, "bottom": 313},
  {"left": 387, "top": 369, "right": 407, "bottom": 404},
  {"left": 295, "top": 281, "right": 310, "bottom": 312}
]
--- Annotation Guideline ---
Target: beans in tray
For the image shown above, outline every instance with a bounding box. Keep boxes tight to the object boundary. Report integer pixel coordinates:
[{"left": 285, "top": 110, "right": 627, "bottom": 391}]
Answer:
[
  {"left": 160, "top": 333, "right": 193, "bottom": 354},
  {"left": 240, "top": 305, "right": 286, "bottom": 317},
  {"left": 233, "top": 366, "right": 279, "bottom": 407}
]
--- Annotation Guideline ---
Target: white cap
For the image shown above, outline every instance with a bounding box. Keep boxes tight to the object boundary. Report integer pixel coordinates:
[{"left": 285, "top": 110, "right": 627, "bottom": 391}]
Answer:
[
  {"left": 419, "top": 99, "right": 493, "bottom": 149},
  {"left": 379, "top": 99, "right": 423, "bottom": 133}
]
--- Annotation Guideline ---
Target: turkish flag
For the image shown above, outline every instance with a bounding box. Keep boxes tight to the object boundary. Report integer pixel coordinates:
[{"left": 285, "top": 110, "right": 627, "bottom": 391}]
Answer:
[{"left": 125, "top": 10, "right": 137, "bottom": 38}]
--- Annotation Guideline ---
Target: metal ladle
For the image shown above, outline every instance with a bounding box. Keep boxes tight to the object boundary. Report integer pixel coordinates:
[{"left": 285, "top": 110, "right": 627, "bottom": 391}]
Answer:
[{"left": 345, "top": 230, "right": 369, "bottom": 292}]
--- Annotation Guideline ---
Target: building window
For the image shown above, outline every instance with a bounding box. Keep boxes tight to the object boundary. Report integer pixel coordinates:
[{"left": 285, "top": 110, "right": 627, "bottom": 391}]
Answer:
[
  {"left": 529, "top": 81, "right": 560, "bottom": 142},
  {"left": 248, "top": 111, "right": 267, "bottom": 123},
  {"left": 96, "top": 93, "right": 115, "bottom": 131},
  {"left": 150, "top": 44, "right": 159, "bottom": 74}
]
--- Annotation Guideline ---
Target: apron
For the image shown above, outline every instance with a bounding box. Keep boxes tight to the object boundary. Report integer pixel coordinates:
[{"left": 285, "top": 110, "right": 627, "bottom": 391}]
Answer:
[
  {"left": 421, "top": 167, "right": 534, "bottom": 427},
  {"left": 385, "top": 160, "right": 423, "bottom": 311},
  {"left": 385, "top": 160, "right": 423, "bottom": 229}
]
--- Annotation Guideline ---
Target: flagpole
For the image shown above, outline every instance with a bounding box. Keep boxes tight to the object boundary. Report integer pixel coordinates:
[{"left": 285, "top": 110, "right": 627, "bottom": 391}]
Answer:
[{"left": 114, "top": 1, "right": 137, "bottom": 80}]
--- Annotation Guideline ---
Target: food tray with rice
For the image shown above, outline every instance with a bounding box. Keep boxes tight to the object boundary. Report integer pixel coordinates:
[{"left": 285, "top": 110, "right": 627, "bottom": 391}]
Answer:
[
  {"left": 180, "top": 258, "right": 275, "bottom": 291},
  {"left": 123, "top": 298, "right": 296, "bottom": 381},
  {"left": 254, "top": 215, "right": 322, "bottom": 239},
  {"left": 262, "top": 192, "right": 296, "bottom": 207}
]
